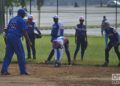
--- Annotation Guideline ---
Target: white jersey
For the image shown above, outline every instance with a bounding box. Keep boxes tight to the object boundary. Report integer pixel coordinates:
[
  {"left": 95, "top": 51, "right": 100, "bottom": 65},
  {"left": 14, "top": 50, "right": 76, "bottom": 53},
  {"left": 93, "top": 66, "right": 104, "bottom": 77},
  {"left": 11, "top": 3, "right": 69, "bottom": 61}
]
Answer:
[
  {"left": 54, "top": 36, "right": 64, "bottom": 48},
  {"left": 54, "top": 36, "right": 64, "bottom": 63}
]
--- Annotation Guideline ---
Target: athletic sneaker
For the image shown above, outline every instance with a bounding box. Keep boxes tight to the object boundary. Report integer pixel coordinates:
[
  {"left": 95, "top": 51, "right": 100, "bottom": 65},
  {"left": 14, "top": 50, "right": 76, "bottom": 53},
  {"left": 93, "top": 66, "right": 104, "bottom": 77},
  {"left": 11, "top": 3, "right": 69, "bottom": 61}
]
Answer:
[
  {"left": 54, "top": 61, "right": 61, "bottom": 67},
  {"left": 102, "top": 62, "right": 108, "bottom": 67},
  {"left": 44, "top": 60, "right": 50, "bottom": 64},
  {"left": 20, "top": 72, "right": 29, "bottom": 75},
  {"left": 1, "top": 72, "right": 10, "bottom": 75},
  {"left": 118, "top": 62, "right": 120, "bottom": 67}
]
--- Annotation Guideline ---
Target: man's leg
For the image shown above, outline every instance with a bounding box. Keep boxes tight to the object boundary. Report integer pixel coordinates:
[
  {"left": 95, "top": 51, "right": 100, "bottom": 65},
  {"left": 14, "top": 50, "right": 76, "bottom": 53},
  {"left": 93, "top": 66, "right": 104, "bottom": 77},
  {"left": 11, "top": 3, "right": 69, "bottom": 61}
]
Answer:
[
  {"left": 81, "top": 39, "right": 86, "bottom": 61},
  {"left": 103, "top": 42, "right": 113, "bottom": 66},
  {"left": 54, "top": 48, "right": 63, "bottom": 67},
  {"left": 14, "top": 39, "right": 27, "bottom": 74},
  {"left": 1, "top": 39, "right": 14, "bottom": 75},
  {"left": 73, "top": 41, "right": 80, "bottom": 61},
  {"left": 45, "top": 49, "right": 54, "bottom": 64},
  {"left": 64, "top": 40, "right": 71, "bottom": 65},
  {"left": 114, "top": 43, "right": 120, "bottom": 66},
  {"left": 26, "top": 41, "right": 31, "bottom": 59},
  {"left": 31, "top": 39, "right": 36, "bottom": 59}
]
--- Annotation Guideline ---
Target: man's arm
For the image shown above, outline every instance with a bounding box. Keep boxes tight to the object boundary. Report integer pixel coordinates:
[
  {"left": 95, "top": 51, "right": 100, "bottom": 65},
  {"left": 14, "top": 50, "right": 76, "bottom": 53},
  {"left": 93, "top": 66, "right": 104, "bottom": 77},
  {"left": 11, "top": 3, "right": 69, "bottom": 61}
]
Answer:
[
  {"left": 84, "top": 25, "right": 87, "bottom": 41},
  {"left": 23, "top": 30, "right": 32, "bottom": 46},
  {"left": 75, "top": 30, "right": 77, "bottom": 44},
  {"left": 85, "top": 31, "right": 87, "bottom": 41},
  {"left": 101, "top": 23, "right": 104, "bottom": 36},
  {"left": 35, "top": 27, "right": 41, "bottom": 34}
]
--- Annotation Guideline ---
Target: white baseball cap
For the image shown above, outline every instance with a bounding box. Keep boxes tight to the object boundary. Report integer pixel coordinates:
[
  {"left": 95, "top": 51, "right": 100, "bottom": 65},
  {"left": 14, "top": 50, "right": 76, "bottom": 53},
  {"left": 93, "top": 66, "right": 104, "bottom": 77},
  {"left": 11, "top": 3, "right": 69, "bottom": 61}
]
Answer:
[
  {"left": 28, "top": 14, "right": 33, "bottom": 19},
  {"left": 53, "top": 15, "right": 59, "bottom": 19},
  {"left": 79, "top": 16, "right": 84, "bottom": 20}
]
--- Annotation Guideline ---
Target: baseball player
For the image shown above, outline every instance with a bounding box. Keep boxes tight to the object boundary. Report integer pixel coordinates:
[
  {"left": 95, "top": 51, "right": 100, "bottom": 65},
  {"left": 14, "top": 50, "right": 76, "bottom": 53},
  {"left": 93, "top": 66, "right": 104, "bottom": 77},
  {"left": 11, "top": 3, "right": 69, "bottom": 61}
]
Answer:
[
  {"left": 45, "top": 15, "right": 71, "bottom": 66},
  {"left": 45, "top": 37, "right": 71, "bottom": 65},
  {"left": 53, "top": 36, "right": 64, "bottom": 67},
  {"left": 1, "top": 9, "right": 31, "bottom": 75},
  {"left": 26, "top": 15, "right": 41, "bottom": 59},
  {"left": 102, "top": 21, "right": 120, "bottom": 67},
  {"left": 73, "top": 16, "right": 88, "bottom": 63}
]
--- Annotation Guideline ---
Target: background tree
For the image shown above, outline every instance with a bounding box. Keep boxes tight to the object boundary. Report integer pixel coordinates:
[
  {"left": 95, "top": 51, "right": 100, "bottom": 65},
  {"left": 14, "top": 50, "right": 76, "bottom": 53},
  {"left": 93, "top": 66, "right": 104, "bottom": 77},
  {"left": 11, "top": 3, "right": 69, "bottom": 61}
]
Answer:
[
  {"left": 4, "top": 0, "right": 14, "bottom": 24},
  {"left": 0, "top": 0, "right": 29, "bottom": 32},
  {"left": 19, "top": 0, "right": 26, "bottom": 7},
  {"left": 0, "top": 0, "right": 5, "bottom": 31}
]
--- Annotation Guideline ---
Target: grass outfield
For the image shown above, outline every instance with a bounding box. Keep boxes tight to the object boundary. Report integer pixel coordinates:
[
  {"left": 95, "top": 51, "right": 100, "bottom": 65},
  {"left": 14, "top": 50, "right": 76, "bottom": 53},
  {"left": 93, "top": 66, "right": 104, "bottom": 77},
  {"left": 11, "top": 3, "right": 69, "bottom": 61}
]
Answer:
[{"left": 0, "top": 35, "right": 119, "bottom": 66}]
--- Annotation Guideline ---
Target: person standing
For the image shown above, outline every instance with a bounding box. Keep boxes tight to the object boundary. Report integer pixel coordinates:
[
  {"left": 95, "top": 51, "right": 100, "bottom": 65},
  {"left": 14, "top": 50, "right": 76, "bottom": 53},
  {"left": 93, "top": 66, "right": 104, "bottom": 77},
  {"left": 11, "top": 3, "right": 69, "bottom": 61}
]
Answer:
[
  {"left": 102, "top": 21, "right": 120, "bottom": 67},
  {"left": 1, "top": 9, "right": 31, "bottom": 75},
  {"left": 73, "top": 16, "right": 87, "bottom": 63},
  {"left": 26, "top": 15, "right": 41, "bottom": 59}
]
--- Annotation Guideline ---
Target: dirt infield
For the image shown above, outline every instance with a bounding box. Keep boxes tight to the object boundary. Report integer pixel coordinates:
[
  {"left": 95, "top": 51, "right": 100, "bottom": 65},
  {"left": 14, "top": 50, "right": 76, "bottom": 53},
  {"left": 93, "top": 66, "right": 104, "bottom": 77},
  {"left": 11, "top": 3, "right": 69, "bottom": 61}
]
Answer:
[{"left": 0, "top": 64, "right": 120, "bottom": 86}]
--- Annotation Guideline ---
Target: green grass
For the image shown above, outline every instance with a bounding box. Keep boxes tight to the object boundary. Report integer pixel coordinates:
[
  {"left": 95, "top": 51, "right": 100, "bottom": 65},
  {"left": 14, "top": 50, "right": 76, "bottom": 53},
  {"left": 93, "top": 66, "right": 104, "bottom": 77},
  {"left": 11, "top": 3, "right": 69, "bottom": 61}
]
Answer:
[{"left": 0, "top": 35, "right": 119, "bottom": 66}]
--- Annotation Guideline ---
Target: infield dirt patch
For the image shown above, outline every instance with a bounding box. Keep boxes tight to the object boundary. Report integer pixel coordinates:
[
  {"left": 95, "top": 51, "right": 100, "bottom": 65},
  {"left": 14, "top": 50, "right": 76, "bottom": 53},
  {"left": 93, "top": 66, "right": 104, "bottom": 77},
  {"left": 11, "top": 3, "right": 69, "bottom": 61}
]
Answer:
[{"left": 0, "top": 64, "right": 120, "bottom": 86}]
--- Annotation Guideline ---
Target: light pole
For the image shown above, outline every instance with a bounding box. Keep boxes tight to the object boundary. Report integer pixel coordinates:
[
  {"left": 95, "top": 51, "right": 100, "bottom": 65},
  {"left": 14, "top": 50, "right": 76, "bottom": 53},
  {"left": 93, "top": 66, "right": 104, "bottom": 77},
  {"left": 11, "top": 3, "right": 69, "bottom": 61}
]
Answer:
[
  {"left": 115, "top": 0, "right": 118, "bottom": 29},
  {"left": 56, "top": 0, "right": 58, "bottom": 15},
  {"left": 100, "top": 0, "right": 103, "bottom": 7},
  {"left": 30, "top": 0, "right": 32, "bottom": 14},
  {"left": 85, "top": 0, "right": 87, "bottom": 27}
]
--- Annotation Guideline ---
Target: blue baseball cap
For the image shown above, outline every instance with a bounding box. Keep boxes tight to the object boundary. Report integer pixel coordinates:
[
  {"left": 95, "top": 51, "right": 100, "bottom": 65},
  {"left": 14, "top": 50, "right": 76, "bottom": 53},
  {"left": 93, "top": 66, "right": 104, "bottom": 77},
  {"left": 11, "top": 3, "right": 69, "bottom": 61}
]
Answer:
[{"left": 17, "top": 9, "right": 26, "bottom": 15}]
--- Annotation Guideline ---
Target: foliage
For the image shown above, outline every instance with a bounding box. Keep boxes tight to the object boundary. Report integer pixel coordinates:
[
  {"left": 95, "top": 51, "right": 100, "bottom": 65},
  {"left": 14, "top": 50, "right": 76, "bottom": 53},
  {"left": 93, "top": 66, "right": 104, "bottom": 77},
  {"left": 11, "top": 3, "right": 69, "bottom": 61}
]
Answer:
[
  {"left": 4, "top": 0, "right": 29, "bottom": 7},
  {"left": 4, "top": 0, "right": 13, "bottom": 7}
]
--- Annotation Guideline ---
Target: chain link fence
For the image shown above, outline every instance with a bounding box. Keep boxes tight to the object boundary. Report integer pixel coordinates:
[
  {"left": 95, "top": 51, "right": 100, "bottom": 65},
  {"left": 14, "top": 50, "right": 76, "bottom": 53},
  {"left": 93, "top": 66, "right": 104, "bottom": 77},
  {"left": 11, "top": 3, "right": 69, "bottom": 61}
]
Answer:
[{"left": 4, "top": 0, "right": 120, "bottom": 29}]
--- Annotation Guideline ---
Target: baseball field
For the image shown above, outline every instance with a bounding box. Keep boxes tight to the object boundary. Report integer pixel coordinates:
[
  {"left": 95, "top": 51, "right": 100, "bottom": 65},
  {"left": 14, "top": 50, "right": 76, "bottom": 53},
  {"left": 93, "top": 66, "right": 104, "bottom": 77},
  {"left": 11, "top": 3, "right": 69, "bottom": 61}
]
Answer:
[{"left": 0, "top": 35, "right": 120, "bottom": 86}]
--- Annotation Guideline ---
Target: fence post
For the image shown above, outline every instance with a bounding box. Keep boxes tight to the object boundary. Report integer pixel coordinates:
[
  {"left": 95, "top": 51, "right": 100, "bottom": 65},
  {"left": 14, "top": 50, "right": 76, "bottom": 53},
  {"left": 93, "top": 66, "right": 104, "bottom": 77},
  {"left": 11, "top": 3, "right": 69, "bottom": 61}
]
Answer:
[
  {"left": 85, "top": 0, "right": 87, "bottom": 27},
  {"left": 30, "top": 0, "right": 32, "bottom": 14},
  {"left": 57, "top": 0, "right": 59, "bottom": 15},
  {"left": 115, "top": 0, "right": 118, "bottom": 29}
]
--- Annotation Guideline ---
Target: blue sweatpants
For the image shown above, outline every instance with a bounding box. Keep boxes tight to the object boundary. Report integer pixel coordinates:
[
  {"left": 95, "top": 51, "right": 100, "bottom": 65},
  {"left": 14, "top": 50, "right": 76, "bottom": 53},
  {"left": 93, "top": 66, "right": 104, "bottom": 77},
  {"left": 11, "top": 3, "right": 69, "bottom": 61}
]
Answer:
[{"left": 1, "top": 34, "right": 27, "bottom": 74}]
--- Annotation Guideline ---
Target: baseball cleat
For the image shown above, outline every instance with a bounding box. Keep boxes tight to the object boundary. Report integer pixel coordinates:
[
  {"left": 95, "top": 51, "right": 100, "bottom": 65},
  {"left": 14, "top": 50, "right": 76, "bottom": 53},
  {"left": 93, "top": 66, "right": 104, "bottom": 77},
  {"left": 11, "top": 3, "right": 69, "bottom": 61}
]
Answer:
[
  {"left": 102, "top": 62, "right": 108, "bottom": 67},
  {"left": 1, "top": 72, "right": 10, "bottom": 75}
]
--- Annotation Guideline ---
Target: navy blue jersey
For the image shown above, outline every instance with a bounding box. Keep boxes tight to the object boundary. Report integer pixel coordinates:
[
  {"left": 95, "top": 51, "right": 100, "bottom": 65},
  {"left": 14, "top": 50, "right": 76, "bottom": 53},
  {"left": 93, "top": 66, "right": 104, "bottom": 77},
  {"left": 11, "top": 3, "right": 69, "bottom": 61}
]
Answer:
[
  {"left": 75, "top": 24, "right": 86, "bottom": 37},
  {"left": 26, "top": 22, "right": 35, "bottom": 38},
  {"left": 105, "top": 27, "right": 118, "bottom": 42},
  {"left": 51, "top": 23, "right": 64, "bottom": 41},
  {"left": 7, "top": 16, "right": 27, "bottom": 38}
]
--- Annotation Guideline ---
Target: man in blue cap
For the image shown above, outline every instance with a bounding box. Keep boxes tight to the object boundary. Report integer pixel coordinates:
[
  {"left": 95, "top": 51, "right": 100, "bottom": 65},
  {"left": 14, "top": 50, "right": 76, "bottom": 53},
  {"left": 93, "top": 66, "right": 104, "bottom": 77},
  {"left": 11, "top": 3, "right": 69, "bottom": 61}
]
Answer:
[{"left": 1, "top": 9, "right": 31, "bottom": 75}]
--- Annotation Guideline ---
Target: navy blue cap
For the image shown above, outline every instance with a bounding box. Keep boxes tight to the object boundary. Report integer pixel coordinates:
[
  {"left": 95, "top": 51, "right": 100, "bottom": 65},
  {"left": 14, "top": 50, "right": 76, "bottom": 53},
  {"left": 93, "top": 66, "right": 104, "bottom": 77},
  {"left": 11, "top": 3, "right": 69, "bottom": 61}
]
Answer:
[{"left": 17, "top": 9, "right": 26, "bottom": 15}]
